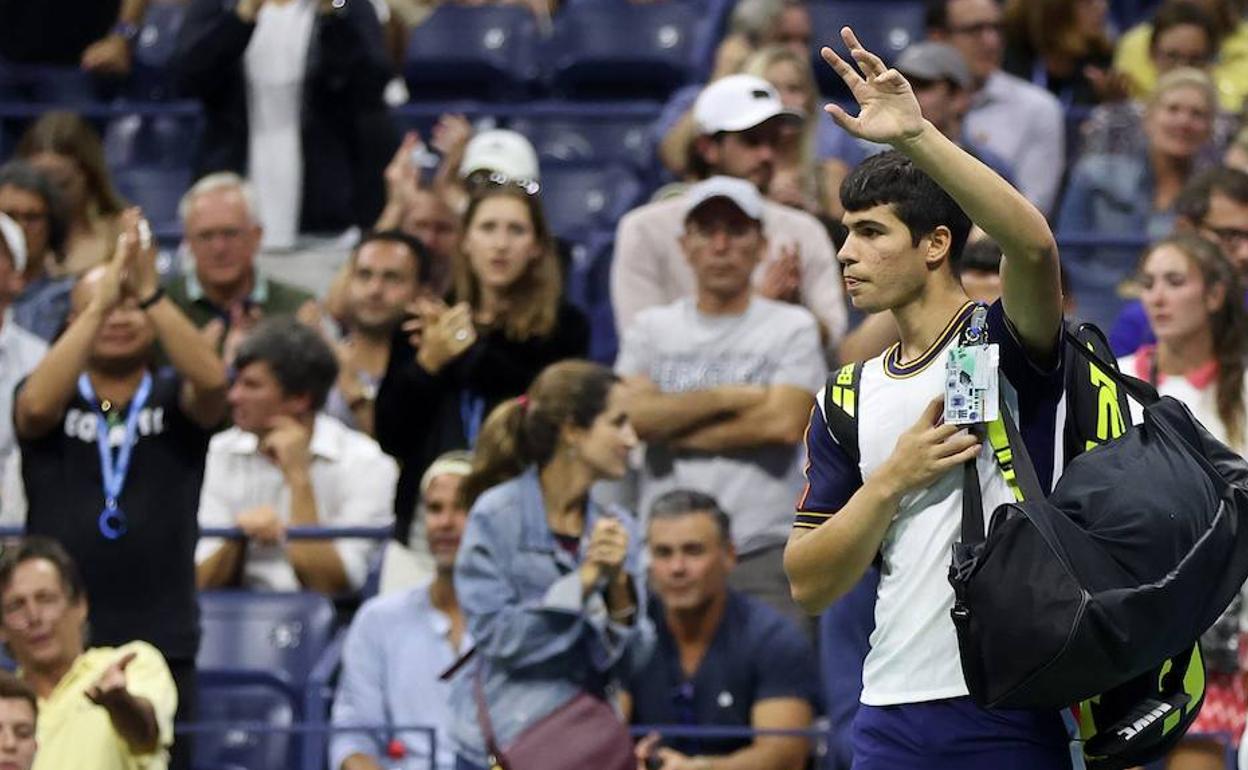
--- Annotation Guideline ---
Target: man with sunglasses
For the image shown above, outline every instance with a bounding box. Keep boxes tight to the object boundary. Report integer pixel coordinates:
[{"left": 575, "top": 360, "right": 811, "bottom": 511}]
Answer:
[
  {"left": 926, "top": 0, "right": 1064, "bottom": 215},
  {"left": 1109, "top": 165, "right": 1248, "bottom": 354},
  {"left": 611, "top": 74, "right": 848, "bottom": 356}
]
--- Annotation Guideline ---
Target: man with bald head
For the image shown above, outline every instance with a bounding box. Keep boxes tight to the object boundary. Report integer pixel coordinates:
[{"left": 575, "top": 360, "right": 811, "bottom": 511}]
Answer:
[{"left": 13, "top": 210, "right": 227, "bottom": 770}]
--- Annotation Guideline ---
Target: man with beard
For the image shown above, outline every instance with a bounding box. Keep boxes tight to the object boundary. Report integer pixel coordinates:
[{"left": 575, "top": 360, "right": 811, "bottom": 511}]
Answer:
[
  {"left": 610, "top": 74, "right": 847, "bottom": 353},
  {"left": 325, "top": 231, "right": 432, "bottom": 436}
]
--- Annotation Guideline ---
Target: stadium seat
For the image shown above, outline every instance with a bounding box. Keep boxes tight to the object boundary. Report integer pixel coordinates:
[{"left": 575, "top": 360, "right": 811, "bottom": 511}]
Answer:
[
  {"left": 196, "top": 591, "right": 337, "bottom": 696},
  {"left": 112, "top": 166, "right": 192, "bottom": 236},
  {"left": 507, "top": 115, "right": 654, "bottom": 172},
  {"left": 537, "top": 163, "right": 645, "bottom": 242},
  {"left": 403, "top": 6, "right": 540, "bottom": 101},
  {"left": 546, "top": 1, "right": 705, "bottom": 100},
  {"left": 104, "top": 113, "right": 200, "bottom": 170},
  {"left": 128, "top": 1, "right": 187, "bottom": 101},
  {"left": 809, "top": 1, "right": 925, "bottom": 99},
  {"left": 194, "top": 685, "right": 293, "bottom": 770}
]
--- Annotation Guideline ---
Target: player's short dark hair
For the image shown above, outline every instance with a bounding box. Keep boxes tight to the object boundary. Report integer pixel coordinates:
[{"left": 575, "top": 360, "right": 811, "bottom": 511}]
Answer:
[
  {"left": 235, "top": 317, "right": 340, "bottom": 411},
  {"left": 841, "top": 150, "right": 973, "bottom": 265}
]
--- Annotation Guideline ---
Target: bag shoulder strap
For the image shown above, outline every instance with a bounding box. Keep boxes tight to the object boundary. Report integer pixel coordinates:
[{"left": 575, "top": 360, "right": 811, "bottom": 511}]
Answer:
[{"left": 823, "top": 361, "right": 864, "bottom": 463}]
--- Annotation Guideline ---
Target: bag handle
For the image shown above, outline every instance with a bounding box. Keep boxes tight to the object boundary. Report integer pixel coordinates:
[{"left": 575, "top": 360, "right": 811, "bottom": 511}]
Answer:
[
  {"left": 439, "top": 646, "right": 508, "bottom": 770},
  {"left": 1062, "top": 327, "right": 1160, "bottom": 408}
]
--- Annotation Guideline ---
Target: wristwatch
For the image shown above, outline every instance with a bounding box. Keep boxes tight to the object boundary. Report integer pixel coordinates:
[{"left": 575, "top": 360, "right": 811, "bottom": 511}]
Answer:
[{"left": 111, "top": 20, "right": 140, "bottom": 46}]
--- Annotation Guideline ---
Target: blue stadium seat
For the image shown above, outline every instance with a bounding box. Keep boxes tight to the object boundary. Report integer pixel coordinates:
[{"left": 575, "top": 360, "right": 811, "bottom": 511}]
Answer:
[
  {"left": 546, "top": 2, "right": 704, "bottom": 100},
  {"left": 112, "top": 166, "right": 192, "bottom": 236},
  {"left": 565, "top": 231, "right": 619, "bottom": 365},
  {"left": 128, "top": 1, "right": 187, "bottom": 101},
  {"left": 194, "top": 685, "right": 293, "bottom": 770},
  {"left": 197, "top": 591, "right": 337, "bottom": 695},
  {"left": 537, "top": 163, "right": 644, "bottom": 242},
  {"left": 104, "top": 113, "right": 200, "bottom": 170},
  {"left": 403, "top": 6, "right": 539, "bottom": 101},
  {"left": 809, "top": 1, "right": 925, "bottom": 98},
  {"left": 507, "top": 115, "right": 654, "bottom": 171}
]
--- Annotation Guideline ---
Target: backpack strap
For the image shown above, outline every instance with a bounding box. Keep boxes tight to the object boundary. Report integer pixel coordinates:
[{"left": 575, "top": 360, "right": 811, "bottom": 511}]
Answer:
[{"left": 822, "top": 361, "right": 864, "bottom": 463}]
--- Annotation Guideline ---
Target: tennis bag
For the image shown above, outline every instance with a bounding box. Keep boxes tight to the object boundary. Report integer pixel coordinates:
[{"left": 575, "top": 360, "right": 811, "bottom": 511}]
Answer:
[{"left": 948, "top": 326, "right": 1248, "bottom": 768}]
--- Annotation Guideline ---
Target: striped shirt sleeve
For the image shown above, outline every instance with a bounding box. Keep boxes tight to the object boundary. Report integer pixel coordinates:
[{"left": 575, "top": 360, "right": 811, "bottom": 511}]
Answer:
[{"left": 793, "top": 399, "right": 862, "bottom": 530}]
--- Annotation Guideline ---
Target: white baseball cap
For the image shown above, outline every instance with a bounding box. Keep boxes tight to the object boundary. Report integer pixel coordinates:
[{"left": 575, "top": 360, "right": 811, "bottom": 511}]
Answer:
[
  {"left": 459, "top": 129, "right": 541, "bottom": 183},
  {"left": 0, "top": 213, "right": 26, "bottom": 273},
  {"left": 693, "top": 74, "right": 802, "bottom": 135},
  {"left": 684, "top": 176, "right": 765, "bottom": 222}
]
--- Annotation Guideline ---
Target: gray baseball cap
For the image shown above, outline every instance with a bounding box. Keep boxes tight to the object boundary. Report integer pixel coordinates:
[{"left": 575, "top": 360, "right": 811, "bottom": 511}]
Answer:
[{"left": 895, "top": 42, "right": 972, "bottom": 91}]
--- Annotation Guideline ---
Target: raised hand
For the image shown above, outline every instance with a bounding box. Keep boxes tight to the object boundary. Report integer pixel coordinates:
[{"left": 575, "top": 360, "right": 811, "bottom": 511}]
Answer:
[
  {"left": 85, "top": 651, "right": 137, "bottom": 709},
  {"left": 821, "top": 27, "right": 926, "bottom": 145},
  {"left": 384, "top": 132, "right": 423, "bottom": 210}
]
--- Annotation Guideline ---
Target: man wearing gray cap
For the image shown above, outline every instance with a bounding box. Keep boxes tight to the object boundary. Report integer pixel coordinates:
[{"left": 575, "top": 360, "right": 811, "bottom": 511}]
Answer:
[
  {"left": 616, "top": 176, "right": 827, "bottom": 626},
  {"left": 611, "top": 74, "right": 847, "bottom": 356}
]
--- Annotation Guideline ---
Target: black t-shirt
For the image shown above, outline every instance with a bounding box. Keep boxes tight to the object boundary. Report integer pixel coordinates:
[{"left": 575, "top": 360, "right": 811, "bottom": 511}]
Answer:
[
  {"left": 17, "top": 367, "right": 211, "bottom": 660},
  {"left": 0, "top": 0, "right": 120, "bottom": 65}
]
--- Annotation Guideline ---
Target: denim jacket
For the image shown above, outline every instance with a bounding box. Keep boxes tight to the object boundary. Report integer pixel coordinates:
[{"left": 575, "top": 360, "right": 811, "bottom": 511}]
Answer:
[{"left": 449, "top": 468, "right": 655, "bottom": 764}]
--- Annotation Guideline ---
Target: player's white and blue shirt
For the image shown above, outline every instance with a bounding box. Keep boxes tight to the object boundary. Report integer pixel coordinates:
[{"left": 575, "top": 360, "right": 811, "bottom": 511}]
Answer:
[{"left": 794, "top": 300, "right": 1064, "bottom": 705}]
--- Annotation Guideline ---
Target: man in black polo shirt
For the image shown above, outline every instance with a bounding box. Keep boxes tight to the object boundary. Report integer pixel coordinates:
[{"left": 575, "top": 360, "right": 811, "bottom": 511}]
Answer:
[
  {"left": 13, "top": 210, "right": 228, "bottom": 770},
  {"left": 626, "top": 490, "right": 817, "bottom": 770}
]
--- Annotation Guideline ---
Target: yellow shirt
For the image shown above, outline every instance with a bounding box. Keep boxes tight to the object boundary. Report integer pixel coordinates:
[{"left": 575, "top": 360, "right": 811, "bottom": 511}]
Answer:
[
  {"left": 32, "top": 641, "right": 177, "bottom": 770},
  {"left": 1113, "top": 20, "right": 1248, "bottom": 111}
]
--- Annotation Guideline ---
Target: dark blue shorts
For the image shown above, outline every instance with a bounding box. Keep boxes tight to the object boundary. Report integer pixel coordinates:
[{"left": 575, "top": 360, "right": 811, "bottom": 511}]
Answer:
[{"left": 851, "top": 696, "right": 1075, "bottom": 770}]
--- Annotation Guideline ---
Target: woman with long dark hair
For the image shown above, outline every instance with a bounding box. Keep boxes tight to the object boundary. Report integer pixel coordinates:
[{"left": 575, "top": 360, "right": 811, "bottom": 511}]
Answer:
[
  {"left": 375, "top": 185, "right": 589, "bottom": 542},
  {"left": 449, "top": 360, "right": 652, "bottom": 770}
]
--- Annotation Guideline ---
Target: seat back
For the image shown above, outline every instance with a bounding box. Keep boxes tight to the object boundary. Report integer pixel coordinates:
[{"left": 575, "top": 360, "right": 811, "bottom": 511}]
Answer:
[
  {"left": 196, "top": 591, "right": 337, "bottom": 690},
  {"left": 403, "top": 6, "right": 539, "bottom": 100},
  {"left": 809, "top": 1, "right": 925, "bottom": 98},
  {"left": 508, "top": 115, "right": 654, "bottom": 172},
  {"left": 538, "top": 163, "right": 644, "bottom": 242},
  {"left": 194, "top": 684, "right": 293, "bottom": 770},
  {"left": 112, "top": 166, "right": 192, "bottom": 235},
  {"left": 547, "top": 2, "right": 702, "bottom": 99}
]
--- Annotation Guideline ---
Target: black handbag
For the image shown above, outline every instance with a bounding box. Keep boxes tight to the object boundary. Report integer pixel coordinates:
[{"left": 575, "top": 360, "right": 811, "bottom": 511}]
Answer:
[{"left": 949, "top": 330, "right": 1248, "bottom": 768}]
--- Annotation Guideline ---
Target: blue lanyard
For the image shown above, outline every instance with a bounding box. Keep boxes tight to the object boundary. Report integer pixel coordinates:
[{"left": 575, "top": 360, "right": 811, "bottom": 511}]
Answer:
[
  {"left": 460, "top": 391, "right": 485, "bottom": 448},
  {"left": 77, "top": 371, "right": 153, "bottom": 539}
]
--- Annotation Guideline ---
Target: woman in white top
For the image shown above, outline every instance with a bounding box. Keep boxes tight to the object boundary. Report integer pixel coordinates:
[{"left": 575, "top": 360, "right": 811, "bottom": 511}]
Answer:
[{"left": 1120, "top": 232, "right": 1248, "bottom": 770}]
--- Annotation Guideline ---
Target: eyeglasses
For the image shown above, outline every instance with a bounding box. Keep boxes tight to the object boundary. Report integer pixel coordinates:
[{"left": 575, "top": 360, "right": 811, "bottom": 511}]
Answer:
[
  {"left": 1201, "top": 223, "right": 1248, "bottom": 249},
  {"left": 188, "top": 227, "right": 247, "bottom": 246},
  {"left": 465, "top": 170, "right": 540, "bottom": 196},
  {"left": 949, "top": 21, "right": 1005, "bottom": 37}
]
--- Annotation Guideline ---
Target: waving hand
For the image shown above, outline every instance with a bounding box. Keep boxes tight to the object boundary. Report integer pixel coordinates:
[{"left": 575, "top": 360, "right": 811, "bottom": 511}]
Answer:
[{"left": 821, "top": 27, "right": 926, "bottom": 145}]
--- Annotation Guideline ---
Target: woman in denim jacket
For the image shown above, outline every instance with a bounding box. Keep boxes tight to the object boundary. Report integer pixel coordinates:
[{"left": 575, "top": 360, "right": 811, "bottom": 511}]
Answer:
[{"left": 450, "top": 360, "right": 655, "bottom": 770}]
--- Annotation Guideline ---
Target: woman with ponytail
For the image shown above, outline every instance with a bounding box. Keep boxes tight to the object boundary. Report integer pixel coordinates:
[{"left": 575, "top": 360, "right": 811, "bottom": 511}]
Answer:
[
  {"left": 448, "top": 360, "right": 653, "bottom": 770},
  {"left": 1119, "top": 232, "right": 1248, "bottom": 769}
]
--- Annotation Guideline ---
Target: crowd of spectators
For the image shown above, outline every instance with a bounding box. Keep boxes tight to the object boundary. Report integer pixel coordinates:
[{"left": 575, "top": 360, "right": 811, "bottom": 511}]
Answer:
[{"left": 2, "top": 0, "right": 1248, "bottom": 769}]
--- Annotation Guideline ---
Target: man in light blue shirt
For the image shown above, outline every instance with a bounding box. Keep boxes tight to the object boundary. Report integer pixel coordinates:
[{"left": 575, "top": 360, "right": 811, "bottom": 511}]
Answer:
[{"left": 329, "top": 452, "right": 474, "bottom": 770}]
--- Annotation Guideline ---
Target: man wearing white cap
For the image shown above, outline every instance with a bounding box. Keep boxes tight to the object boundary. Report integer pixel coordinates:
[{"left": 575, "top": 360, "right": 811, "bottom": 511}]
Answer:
[
  {"left": 611, "top": 74, "right": 847, "bottom": 354},
  {"left": 616, "top": 176, "right": 826, "bottom": 625},
  {"left": 0, "top": 213, "right": 47, "bottom": 514}
]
